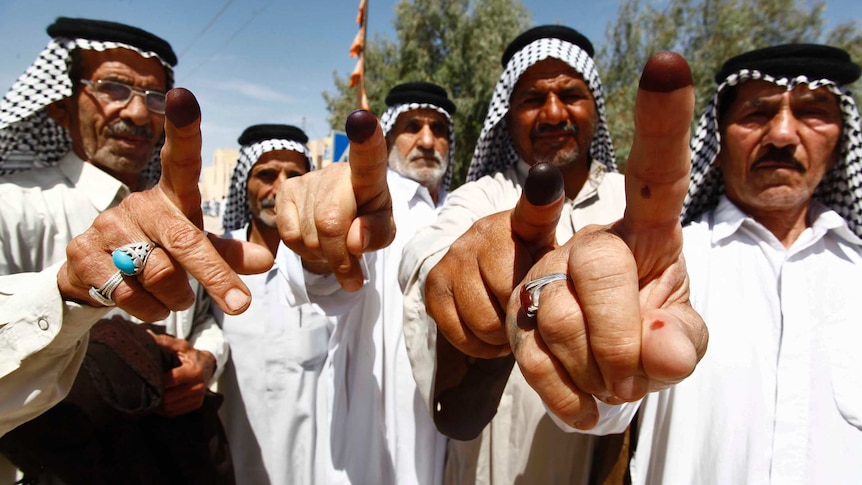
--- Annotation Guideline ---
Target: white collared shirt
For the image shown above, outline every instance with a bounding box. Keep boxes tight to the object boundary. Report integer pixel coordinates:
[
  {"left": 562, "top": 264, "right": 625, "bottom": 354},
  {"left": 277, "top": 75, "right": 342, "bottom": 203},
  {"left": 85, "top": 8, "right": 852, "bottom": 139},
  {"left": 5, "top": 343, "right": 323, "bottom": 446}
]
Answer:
[
  {"left": 630, "top": 196, "right": 862, "bottom": 485},
  {"left": 278, "top": 169, "right": 449, "bottom": 485},
  {"left": 399, "top": 160, "right": 626, "bottom": 484},
  {"left": 0, "top": 152, "right": 226, "bottom": 442},
  {"left": 215, "top": 226, "right": 334, "bottom": 485}
]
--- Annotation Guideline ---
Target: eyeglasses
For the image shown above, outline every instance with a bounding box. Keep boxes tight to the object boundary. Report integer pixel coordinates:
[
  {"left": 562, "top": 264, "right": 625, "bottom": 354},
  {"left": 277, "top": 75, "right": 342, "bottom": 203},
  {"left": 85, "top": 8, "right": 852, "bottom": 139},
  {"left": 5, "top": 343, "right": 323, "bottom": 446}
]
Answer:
[{"left": 79, "top": 79, "right": 167, "bottom": 114}]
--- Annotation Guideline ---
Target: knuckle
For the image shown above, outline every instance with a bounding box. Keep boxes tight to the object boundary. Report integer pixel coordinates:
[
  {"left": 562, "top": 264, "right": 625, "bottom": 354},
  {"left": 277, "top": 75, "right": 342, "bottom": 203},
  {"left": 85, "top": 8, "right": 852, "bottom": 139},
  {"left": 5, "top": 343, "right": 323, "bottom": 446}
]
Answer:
[{"left": 315, "top": 211, "right": 350, "bottom": 239}]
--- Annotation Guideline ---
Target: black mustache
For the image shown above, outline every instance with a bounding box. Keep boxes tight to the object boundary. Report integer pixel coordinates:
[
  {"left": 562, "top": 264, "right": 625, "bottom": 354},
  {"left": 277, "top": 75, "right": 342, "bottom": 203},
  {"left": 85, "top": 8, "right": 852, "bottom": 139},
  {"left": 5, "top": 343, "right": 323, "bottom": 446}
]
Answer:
[
  {"left": 106, "top": 120, "right": 154, "bottom": 139},
  {"left": 753, "top": 147, "right": 805, "bottom": 171},
  {"left": 531, "top": 122, "right": 577, "bottom": 138}
]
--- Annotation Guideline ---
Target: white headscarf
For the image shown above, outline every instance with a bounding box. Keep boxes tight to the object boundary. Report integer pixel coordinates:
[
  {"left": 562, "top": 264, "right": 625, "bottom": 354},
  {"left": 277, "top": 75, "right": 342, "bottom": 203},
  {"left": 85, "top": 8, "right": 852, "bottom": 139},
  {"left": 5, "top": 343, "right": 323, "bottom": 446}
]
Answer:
[{"left": 0, "top": 36, "right": 175, "bottom": 187}]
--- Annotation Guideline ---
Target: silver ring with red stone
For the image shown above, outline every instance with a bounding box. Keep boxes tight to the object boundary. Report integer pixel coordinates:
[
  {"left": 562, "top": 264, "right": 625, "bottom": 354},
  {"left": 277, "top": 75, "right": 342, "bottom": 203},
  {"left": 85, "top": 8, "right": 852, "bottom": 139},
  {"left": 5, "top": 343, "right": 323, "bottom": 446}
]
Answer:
[{"left": 520, "top": 273, "right": 570, "bottom": 318}]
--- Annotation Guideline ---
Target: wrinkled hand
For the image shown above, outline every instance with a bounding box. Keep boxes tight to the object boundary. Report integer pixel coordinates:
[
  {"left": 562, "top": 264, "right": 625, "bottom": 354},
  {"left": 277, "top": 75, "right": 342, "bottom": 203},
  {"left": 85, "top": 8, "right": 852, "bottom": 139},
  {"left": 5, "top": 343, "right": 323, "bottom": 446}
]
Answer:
[
  {"left": 276, "top": 110, "right": 393, "bottom": 291},
  {"left": 426, "top": 162, "right": 566, "bottom": 360},
  {"left": 506, "top": 52, "right": 707, "bottom": 429},
  {"left": 425, "top": 52, "right": 708, "bottom": 434},
  {"left": 149, "top": 332, "right": 215, "bottom": 417},
  {"left": 57, "top": 88, "right": 273, "bottom": 321}
]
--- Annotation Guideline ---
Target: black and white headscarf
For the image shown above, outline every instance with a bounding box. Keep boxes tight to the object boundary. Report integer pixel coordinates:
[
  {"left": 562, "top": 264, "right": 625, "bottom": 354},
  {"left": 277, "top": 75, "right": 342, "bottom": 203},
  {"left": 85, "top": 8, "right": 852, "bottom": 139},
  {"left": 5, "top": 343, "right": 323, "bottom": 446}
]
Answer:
[
  {"left": 0, "top": 37, "right": 174, "bottom": 186},
  {"left": 466, "top": 37, "right": 617, "bottom": 182},
  {"left": 222, "top": 139, "right": 313, "bottom": 232},
  {"left": 380, "top": 102, "right": 455, "bottom": 191},
  {"left": 682, "top": 70, "right": 862, "bottom": 237}
]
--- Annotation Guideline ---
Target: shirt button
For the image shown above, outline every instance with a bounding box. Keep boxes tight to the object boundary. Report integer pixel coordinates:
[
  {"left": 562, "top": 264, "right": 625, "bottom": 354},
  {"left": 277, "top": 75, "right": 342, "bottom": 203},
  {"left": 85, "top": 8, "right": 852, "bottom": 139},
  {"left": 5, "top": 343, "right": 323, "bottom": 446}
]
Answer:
[{"left": 37, "top": 318, "right": 49, "bottom": 331}]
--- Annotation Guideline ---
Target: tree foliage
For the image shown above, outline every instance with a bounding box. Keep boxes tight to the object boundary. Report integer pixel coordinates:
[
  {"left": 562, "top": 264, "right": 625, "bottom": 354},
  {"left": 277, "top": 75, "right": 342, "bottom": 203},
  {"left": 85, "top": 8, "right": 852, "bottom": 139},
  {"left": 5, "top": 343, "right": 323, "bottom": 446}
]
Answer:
[
  {"left": 323, "top": 0, "right": 531, "bottom": 189},
  {"left": 597, "top": 0, "right": 861, "bottom": 170}
]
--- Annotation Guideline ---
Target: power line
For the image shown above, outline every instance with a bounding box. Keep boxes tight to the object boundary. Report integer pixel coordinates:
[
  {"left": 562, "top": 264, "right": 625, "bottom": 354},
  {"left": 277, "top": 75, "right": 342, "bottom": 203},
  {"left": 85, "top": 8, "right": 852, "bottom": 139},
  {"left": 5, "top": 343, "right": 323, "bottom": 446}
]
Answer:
[
  {"left": 183, "top": 0, "right": 274, "bottom": 81},
  {"left": 178, "top": 0, "right": 236, "bottom": 59}
]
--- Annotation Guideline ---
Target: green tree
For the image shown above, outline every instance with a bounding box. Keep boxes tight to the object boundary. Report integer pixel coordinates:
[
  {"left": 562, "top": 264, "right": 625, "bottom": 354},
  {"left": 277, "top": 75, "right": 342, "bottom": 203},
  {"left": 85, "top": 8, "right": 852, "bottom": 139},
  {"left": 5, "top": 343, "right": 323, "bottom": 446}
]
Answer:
[
  {"left": 323, "top": 0, "right": 531, "bottom": 189},
  {"left": 597, "top": 0, "right": 860, "bottom": 170}
]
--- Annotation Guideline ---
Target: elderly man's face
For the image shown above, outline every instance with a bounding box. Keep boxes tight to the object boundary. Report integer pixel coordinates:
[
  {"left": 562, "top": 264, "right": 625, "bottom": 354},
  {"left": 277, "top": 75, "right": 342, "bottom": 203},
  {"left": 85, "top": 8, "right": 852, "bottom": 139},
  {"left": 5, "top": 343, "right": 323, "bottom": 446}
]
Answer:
[
  {"left": 248, "top": 150, "right": 309, "bottom": 228},
  {"left": 51, "top": 48, "right": 167, "bottom": 189},
  {"left": 716, "top": 80, "right": 842, "bottom": 219},
  {"left": 506, "top": 58, "right": 597, "bottom": 169},
  {"left": 388, "top": 108, "right": 450, "bottom": 195}
]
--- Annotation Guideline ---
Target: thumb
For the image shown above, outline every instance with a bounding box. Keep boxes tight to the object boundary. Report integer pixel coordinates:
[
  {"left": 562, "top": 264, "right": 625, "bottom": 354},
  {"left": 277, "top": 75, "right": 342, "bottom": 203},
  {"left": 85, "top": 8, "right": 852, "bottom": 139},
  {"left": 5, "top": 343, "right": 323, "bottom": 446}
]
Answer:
[{"left": 511, "top": 162, "right": 565, "bottom": 256}]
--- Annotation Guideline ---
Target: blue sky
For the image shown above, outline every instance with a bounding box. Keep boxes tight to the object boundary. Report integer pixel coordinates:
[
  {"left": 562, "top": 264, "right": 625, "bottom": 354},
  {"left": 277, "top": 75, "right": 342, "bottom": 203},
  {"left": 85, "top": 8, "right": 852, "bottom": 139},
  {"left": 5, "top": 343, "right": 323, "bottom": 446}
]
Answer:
[{"left": 0, "top": 0, "right": 858, "bottom": 168}]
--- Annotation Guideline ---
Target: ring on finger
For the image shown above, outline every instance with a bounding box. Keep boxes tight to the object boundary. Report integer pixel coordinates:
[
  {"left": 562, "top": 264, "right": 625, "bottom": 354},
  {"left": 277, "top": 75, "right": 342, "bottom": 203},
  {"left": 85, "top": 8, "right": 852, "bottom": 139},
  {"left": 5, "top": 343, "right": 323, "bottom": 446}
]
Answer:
[
  {"left": 89, "top": 271, "right": 124, "bottom": 307},
  {"left": 112, "top": 241, "right": 155, "bottom": 276},
  {"left": 520, "top": 273, "right": 570, "bottom": 318}
]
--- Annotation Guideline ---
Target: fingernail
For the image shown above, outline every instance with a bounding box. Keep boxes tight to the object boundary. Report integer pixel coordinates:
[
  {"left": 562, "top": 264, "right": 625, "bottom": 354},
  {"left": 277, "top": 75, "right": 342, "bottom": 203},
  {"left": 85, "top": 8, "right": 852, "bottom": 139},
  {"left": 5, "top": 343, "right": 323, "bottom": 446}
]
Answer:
[
  {"left": 638, "top": 52, "right": 693, "bottom": 92},
  {"left": 345, "top": 110, "right": 377, "bottom": 143},
  {"left": 573, "top": 412, "right": 598, "bottom": 430},
  {"left": 613, "top": 376, "right": 648, "bottom": 401},
  {"left": 225, "top": 288, "right": 250, "bottom": 313},
  {"left": 524, "top": 163, "right": 564, "bottom": 206},
  {"left": 165, "top": 88, "right": 200, "bottom": 128},
  {"left": 361, "top": 226, "right": 370, "bottom": 250}
]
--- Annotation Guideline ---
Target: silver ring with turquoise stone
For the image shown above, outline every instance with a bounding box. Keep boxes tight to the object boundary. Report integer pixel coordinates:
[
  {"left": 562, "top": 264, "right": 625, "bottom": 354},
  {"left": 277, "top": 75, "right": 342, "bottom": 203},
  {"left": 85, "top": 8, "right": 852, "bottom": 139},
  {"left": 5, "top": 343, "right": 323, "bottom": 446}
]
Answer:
[{"left": 112, "top": 241, "right": 155, "bottom": 276}]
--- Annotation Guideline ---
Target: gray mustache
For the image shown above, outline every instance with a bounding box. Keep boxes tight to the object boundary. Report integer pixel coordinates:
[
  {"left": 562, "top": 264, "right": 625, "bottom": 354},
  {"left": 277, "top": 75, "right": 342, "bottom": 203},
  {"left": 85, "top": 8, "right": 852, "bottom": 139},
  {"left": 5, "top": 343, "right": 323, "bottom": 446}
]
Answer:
[
  {"left": 106, "top": 120, "right": 154, "bottom": 139},
  {"left": 532, "top": 122, "right": 578, "bottom": 138}
]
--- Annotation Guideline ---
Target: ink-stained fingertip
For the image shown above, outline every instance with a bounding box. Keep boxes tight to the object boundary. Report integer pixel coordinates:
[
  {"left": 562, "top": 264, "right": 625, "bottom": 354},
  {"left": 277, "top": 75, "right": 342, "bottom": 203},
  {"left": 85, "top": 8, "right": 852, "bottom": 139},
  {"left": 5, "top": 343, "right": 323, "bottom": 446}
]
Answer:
[
  {"left": 524, "top": 162, "right": 565, "bottom": 206},
  {"left": 639, "top": 52, "right": 693, "bottom": 93},
  {"left": 165, "top": 88, "right": 200, "bottom": 128},
  {"left": 345, "top": 109, "right": 377, "bottom": 143}
]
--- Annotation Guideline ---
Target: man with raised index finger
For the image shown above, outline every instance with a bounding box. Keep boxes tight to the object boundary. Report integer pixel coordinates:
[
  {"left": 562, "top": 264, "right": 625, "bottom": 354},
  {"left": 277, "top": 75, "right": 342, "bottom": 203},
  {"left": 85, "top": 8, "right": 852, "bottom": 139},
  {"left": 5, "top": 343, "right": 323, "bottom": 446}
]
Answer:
[
  {"left": 276, "top": 82, "right": 456, "bottom": 484},
  {"left": 399, "top": 26, "right": 705, "bottom": 483},
  {"left": 610, "top": 43, "right": 862, "bottom": 484},
  {"left": 0, "top": 18, "right": 239, "bottom": 483}
]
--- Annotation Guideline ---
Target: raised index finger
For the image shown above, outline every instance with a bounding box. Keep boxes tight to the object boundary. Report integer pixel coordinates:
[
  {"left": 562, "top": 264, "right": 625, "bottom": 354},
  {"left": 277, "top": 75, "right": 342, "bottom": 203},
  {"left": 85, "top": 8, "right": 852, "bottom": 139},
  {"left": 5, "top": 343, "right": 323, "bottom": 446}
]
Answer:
[
  {"left": 159, "top": 88, "right": 205, "bottom": 223},
  {"left": 342, "top": 109, "right": 394, "bottom": 255},
  {"left": 614, "top": 52, "right": 694, "bottom": 281},
  {"left": 149, "top": 88, "right": 263, "bottom": 314},
  {"left": 585, "top": 52, "right": 694, "bottom": 400}
]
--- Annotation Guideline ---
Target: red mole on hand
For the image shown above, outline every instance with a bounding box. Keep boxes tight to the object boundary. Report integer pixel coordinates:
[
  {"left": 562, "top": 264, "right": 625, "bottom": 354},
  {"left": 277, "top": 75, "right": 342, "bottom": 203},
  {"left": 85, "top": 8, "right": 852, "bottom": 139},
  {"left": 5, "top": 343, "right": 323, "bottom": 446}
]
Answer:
[{"left": 639, "top": 52, "right": 693, "bottom": 93}]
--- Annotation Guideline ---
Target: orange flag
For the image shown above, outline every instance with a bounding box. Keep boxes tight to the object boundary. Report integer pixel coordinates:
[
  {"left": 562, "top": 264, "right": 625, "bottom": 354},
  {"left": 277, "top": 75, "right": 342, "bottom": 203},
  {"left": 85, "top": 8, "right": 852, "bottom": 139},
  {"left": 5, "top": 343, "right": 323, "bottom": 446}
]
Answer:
[
  {"left": 350, "top": 56, "right": 364, "bottom": 88},
  {"left": 350, "top": 25, "right": 365, "bottom": 58},
  {"left": 356, "top": 0, "right": 367, "bottom": 25},
  {"left": 360, "top": 86, "right": 370, "bottom": 111}
]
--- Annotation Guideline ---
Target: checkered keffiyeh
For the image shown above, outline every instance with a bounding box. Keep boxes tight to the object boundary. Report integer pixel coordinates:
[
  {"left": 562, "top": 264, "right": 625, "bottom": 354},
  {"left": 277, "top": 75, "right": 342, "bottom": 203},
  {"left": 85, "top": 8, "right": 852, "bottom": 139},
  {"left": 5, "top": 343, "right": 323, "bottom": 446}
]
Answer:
[
  {"left": 466, "top": 37, "right": 617, "bottom": 182},
  {"left": 683, "top": 70, "right": 862, "bottom": 237},
  {"left": 222, "top": 139, "right": 314, "bottom": 232},
  {"left": 0, "top": 38, "right": 175, "bottom": 186},
  {"left": 380, "top": 102, "right": 455, "bottom": 191}
]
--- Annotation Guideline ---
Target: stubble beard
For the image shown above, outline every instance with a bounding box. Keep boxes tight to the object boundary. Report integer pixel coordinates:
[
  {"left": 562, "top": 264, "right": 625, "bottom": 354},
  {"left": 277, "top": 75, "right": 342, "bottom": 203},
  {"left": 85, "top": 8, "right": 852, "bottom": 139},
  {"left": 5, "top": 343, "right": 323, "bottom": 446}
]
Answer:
[{"left": 389, "top": 148, "right": 449, "bottom": 189}]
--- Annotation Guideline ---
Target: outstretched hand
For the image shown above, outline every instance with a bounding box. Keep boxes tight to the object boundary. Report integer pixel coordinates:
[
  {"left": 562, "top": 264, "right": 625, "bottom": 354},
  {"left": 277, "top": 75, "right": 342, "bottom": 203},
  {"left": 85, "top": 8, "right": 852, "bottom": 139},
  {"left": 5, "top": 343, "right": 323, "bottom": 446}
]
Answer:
[
  {"left": 425, "top": 52, "right": 708, "bottom": 435},
  {"left": 505, "top": 52, "right": 707, "bottom": 429},
  {"left": 276, "top": 109, "right": 394, "bottom": 291},
  {"left": 58, "top": 88, "right": 274, "bottom": 321}
]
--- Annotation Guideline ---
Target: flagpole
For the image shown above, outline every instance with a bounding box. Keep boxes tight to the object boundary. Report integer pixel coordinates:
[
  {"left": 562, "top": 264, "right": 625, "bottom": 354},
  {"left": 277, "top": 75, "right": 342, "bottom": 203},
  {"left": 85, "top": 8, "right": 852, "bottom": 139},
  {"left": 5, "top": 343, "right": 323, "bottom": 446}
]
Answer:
[{"left": 359, "top": 0, "right": 369, "bottom": 110}]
